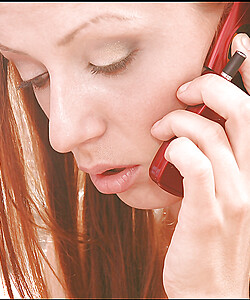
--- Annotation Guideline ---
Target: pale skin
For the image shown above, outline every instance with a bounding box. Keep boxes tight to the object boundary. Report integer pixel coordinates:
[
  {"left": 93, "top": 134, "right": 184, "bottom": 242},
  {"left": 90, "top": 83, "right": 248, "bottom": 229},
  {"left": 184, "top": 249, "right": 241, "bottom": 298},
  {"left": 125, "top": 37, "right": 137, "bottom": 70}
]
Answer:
[{"left": 0, "top": 2, "right": 249, "bottom": 298}]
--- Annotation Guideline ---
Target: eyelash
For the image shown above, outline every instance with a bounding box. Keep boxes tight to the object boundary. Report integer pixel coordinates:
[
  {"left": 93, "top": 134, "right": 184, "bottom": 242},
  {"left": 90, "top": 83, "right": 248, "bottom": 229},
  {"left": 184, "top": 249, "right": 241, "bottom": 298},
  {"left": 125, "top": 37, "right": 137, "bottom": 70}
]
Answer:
[
  {"left": 17, "top": 49, "right": 138, "bottom": 91},
  {"left": 17, "top": 72, "right": 49, "bottom": 91},
  {"left": 89, "top": 49, "right": 138, "bottom": 76}
]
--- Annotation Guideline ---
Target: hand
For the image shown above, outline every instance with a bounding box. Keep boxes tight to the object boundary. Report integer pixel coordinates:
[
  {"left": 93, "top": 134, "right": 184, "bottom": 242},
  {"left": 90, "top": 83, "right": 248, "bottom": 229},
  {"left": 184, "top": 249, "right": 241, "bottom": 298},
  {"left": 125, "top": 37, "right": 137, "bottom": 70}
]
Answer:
[{"left": 151, "top": 33, "right": 250, "bottom": 298}]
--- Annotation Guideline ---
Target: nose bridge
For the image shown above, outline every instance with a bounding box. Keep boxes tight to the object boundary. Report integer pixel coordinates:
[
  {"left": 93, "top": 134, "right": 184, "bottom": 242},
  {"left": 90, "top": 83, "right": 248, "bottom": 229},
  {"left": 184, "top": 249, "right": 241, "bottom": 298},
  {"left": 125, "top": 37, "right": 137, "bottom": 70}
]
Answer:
[{"left": 49, "top": 77, "right": 107, "bottom": 153}]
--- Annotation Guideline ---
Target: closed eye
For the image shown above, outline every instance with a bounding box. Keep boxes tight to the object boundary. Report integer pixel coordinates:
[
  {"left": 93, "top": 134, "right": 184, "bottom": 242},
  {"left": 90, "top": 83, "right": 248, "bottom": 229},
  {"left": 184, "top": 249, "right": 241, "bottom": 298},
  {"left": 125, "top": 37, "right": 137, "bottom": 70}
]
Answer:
[
  {"left": 89, "top": 49, "right": 138, "bottom": 76},
  {"left": 17, "top": 72, "right": 49, "bottom": 91},
  {"left": 17, "top": 49, "right": 138, "bottom": 91}
]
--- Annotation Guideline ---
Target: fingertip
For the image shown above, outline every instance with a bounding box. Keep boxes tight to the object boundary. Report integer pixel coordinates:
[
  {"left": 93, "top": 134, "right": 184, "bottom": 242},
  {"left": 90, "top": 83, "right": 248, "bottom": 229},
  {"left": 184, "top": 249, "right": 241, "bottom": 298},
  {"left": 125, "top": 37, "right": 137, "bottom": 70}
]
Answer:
[
  {"left": 231, "top": 33, "right": 250, "bottom": 93},
  {"left": 231, "top": 33, "right": 249, "bottom": 59},
  {"left": 177, "top": 81, "right": 192, "bottom": 96},
  {"left": 151, "top": 119, "right": 162, "bottom": 133},
  {"left": 241, "top": 34, "right": 250, "bottom": 52}
]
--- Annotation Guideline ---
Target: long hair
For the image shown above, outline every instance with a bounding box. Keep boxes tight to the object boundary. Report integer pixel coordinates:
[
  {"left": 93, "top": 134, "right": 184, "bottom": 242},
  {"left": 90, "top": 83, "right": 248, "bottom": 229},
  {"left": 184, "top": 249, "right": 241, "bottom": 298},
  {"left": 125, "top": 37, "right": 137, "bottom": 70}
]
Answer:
[
  {"left": 0, "top": 3, "right": 234, "bottom": 298},
  {"left": 0, "top": 55, "right": 166, "bottom": 298}
]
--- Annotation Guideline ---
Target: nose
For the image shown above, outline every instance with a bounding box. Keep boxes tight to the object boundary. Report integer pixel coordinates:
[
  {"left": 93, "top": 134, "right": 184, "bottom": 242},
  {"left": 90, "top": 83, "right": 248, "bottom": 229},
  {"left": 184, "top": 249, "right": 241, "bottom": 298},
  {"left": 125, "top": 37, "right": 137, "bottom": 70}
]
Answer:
[{"left": 49, "top": 82, "right": 107, "bottom": 153}]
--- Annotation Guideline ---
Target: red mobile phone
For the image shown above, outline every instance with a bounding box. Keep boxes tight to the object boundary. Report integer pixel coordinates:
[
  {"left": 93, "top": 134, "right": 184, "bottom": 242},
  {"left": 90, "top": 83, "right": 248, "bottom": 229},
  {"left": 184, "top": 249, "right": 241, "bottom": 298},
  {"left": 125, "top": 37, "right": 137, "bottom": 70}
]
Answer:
[{"left": 149, "top": 2, "right": 250, "bottom": 197}]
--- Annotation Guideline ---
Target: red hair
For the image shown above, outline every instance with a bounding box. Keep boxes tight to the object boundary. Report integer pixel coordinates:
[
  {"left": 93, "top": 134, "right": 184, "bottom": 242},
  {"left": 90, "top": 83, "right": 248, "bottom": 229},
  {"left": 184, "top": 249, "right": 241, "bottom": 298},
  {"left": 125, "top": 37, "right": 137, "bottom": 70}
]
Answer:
[
  {"left": 0, "top": 3, "right": 234, "bottom": 298},
  {"left": 0, "top": 56, "right": 166, "bottom": 298}
]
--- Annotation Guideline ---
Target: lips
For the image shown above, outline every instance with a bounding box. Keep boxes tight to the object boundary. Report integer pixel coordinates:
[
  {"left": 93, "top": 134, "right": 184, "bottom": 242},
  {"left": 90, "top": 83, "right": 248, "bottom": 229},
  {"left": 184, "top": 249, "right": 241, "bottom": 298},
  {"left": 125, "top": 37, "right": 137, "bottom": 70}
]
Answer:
[
  {"left": 87, "top": 165, "right": 141, "bottom": 194},
  {"left": 102, "top": 167, "right": 126, "bottom": 175}
]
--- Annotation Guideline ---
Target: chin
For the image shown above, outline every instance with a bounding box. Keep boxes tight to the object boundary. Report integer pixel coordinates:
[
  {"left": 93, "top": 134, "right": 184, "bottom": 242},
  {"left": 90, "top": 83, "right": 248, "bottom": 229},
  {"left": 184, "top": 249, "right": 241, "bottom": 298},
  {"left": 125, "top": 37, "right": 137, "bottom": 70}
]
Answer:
[{"left": 117, "top": 177, "right": 181, "bottom": 210}]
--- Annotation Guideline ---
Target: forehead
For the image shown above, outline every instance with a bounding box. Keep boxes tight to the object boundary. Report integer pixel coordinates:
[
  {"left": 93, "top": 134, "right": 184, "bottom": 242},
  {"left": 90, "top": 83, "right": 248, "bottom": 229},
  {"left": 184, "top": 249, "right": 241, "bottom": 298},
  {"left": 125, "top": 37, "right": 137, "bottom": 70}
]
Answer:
[
  {"left": 0, "top": 2, "right": 150, "bottom": 24},
  {"left": 0, "top": 3, "right": 90, "bottom": 31},
  {"left": 0, "top": 3, "right": 73, "bottom": 43},
  {"left": 0, "top": 3, "right": 180, "bottom": 53},
  {"left": 0, "top": 3, "right": 146, "bottom": 44},
  {"left": 0, "top": 2, "right": 83, "bottom": 16},
  {"left": 0, "top": 3, "right": 123, "bottom": 54},
  {"left": 0, "top": 3, "right": 67, "bottom": 26},
  {"left": 0, "top": 3, "right": 189, "bottom": 28},
  {"left": 0, "top": 3, "right": 204, "bottom": 58}
]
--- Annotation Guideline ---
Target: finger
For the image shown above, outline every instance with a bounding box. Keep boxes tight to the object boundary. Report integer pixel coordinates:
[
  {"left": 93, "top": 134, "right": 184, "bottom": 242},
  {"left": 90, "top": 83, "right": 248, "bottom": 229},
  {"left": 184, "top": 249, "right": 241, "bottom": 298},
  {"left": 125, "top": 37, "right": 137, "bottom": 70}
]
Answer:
[
  {"left": 231, "top": 33, "right": 250, "bottom": 94},
  {"left": 165, "top": 137, "right": 217, "bottom": 212},
  {"left": 151, "top": 109, "right": 239, "bottom": 197},
  {"left": 176, "top": 73, "right": 247, "bottom": 121},
  {"left": 176, "top": 74, "right": 250, "bottom": 171}
]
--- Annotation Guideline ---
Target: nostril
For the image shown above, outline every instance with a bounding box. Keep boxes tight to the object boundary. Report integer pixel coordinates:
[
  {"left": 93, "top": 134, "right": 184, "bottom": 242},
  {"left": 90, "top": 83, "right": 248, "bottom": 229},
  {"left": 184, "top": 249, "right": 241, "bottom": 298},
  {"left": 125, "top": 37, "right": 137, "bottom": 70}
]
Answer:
[{"left": 49, "top": 112, "right": 107, "bottom": 153}]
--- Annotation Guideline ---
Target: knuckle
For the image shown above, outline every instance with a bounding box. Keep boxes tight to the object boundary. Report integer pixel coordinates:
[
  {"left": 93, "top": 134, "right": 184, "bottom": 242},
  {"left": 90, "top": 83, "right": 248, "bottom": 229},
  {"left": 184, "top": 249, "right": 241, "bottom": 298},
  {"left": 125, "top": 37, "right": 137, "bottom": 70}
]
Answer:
[
  {"left": 192, "top": 156, "right": 212, "bottom": 180},
  {"left": 202, "top": 121, "right": 225, "bottom": 142},
  {"left": 167, "top": 109, "right": 185, "bottom": 120},
  {"left": 201, "top": 73, "right": 219, "bottom": 90},
  {"left": 168, "top": 135, "right": 189, "bottom": 152},
  {"left": 166, "top": 136, "right": 189, "bottom": 161},
  {"left": 204, "top": 212, "right": 223, "bottom": 233},
  {"left": 229, "top": 196, "right": 250, "bottom": 220}
]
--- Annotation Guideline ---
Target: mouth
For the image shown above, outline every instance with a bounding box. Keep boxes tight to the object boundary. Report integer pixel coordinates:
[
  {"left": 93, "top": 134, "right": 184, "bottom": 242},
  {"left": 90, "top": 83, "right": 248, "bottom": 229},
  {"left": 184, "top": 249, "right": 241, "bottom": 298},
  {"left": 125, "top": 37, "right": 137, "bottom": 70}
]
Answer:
[
  {"left": 89, "top": 165, "right": 141, "bottom": 194},
  {"left": 101, "top": 167, "right": 126, "bottom": 175}
]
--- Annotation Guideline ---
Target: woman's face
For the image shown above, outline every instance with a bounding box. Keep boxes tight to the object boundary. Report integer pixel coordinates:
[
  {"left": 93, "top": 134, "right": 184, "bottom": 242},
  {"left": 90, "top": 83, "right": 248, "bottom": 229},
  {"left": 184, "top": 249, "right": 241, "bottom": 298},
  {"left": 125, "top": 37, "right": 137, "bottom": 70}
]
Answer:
[{"left": 0, "top": 3, "right": 223, "bottom": 209}]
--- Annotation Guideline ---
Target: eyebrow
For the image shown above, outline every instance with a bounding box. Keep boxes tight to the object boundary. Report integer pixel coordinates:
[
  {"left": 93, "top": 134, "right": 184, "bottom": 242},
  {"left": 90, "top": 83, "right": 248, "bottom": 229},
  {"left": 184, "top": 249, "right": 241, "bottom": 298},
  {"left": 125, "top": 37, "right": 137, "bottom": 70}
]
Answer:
[
  {"left": 0, "top": 13, "right": 135, "bottom": 55},
  {"left": 57, "top": 13, "right": 135, "bottom": 46}
]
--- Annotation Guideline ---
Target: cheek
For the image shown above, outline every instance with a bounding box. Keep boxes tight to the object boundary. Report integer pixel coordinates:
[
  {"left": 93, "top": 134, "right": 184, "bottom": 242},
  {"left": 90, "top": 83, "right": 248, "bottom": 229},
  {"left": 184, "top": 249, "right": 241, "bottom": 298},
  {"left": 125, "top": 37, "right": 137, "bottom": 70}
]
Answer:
[
  {"left": 110, "top": 66, "right": 186, "bottom": 132},
  {"left": 107, "top": 41, "right": 206, "bottom": 133}
]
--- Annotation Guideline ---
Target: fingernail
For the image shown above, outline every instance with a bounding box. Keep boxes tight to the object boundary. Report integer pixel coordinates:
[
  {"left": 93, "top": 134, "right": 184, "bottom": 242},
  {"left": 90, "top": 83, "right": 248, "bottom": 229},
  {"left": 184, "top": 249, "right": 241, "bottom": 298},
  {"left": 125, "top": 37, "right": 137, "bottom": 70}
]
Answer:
[
  {"left": 151, "top": 119, "right": 162, "bottom": 131},
  {"left": 177, "top": 81, "right": 191, "bottom": 94},
  {"left": 241, "top": 34, "right": 250, "bottom": 51}
]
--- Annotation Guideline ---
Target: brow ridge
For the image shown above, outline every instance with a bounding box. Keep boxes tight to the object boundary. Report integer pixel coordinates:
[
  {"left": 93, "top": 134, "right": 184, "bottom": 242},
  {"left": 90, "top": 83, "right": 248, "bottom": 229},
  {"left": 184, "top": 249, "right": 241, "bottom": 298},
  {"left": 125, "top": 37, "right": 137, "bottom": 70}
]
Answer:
[
  {"left": 0, "top": 13, "right": 133, "bottom": 54},
  {"left": 57, "top": 13, "right": 132, "bottom": 46}
]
